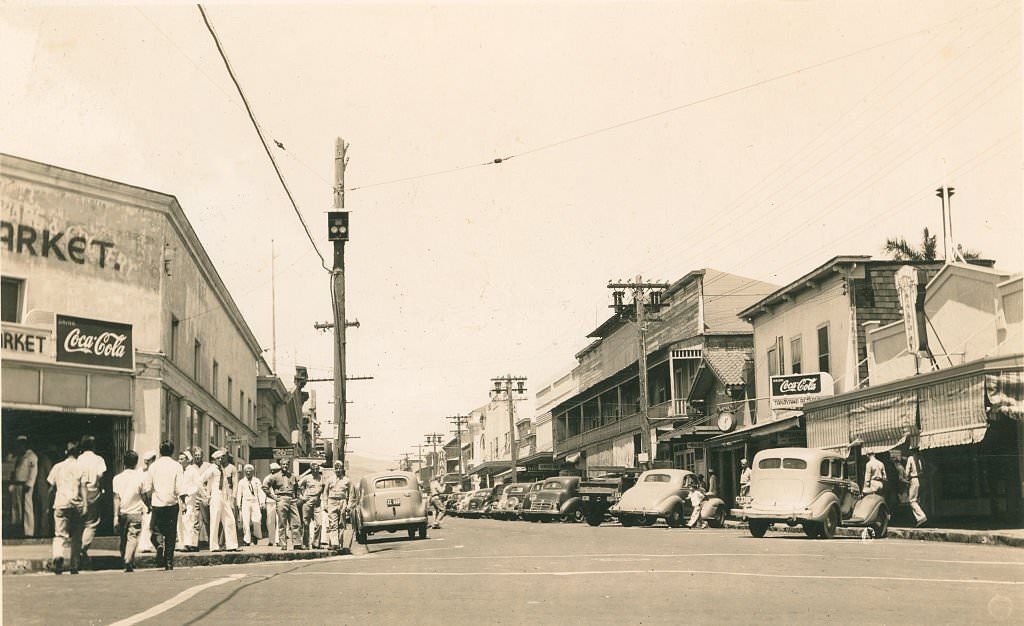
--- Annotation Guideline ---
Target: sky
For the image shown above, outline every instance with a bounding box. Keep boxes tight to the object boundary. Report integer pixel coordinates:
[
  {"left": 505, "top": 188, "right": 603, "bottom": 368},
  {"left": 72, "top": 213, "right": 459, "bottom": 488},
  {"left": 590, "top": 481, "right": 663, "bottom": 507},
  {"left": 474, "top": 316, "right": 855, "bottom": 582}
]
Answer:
[{"left": 2, "top": 1, "right": 1020, "bottom": 461}]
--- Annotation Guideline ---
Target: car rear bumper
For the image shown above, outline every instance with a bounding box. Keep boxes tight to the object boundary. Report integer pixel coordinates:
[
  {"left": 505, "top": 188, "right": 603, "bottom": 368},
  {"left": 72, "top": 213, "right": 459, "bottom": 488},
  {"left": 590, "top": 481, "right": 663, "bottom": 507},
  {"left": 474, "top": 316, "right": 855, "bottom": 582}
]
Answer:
[
  {"left": 361, "top": 516, "right": 428, "bottom": 532},
  {"left": 737, "top": 506, "right": 818, "bottom": 524}
]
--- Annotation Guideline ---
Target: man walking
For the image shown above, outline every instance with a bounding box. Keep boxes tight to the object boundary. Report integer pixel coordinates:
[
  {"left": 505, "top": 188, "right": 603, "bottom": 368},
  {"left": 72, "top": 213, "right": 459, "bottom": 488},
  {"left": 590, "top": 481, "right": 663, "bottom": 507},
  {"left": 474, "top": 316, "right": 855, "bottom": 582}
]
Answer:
[
  {"left": 864, "top": 452, "right": 887, "bottom": 495},
  {"left": 188, "top": 448, "right": 213, "bottom": 550},
  {"left": 137, "top": 450, "right": 158, "bottom": 554},
  {"left": 206, "top": 450, "right": 239, "bottom": 552},
  {"left": 146, "top": 440, "right": 184, "bottom": 571},
  {"left": 263, "top": 462, "right": 282, "bottom": 546},
  {"left": 298, "top": 462, "right": 325, "bottom": 549},
  {"left": 906, "top": 449, "right": 928, "bottom": 527},
  {"left": 429, "top": 478, "right": 446, "bottom": 529},
  {"left": 47, "top": 443, "right": 86, "bottom": 575},
  {"left": 113, "top": 450, "right": 148, "bottom": 572},
  {"left": 9, "top": 435, "right": 38, "bottom": 537},
  {"left": 264, "top": 460, "right": 299, "bottom": 550},
  {"left": 76, "top": 435, "right": 107, "bottom": 566},
  {"left": 235, "top": 464, "right": 265, "bottom": 546},
  {"left": 323, "top": 461, "right": 353, "bottom": 548}
]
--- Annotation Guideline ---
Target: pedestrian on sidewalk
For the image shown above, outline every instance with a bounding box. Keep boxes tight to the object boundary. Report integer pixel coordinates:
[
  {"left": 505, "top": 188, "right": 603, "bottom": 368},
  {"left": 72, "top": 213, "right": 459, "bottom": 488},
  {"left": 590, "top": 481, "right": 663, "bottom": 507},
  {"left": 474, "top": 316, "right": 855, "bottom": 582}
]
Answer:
[
  {"left": 323, "top": 461, "right": 353, "bottom": 548},
  {"left": 429, "top": 478, "right": 446, "bottom": 529},
  {"left": 235, "top": 464, "right": 265, "bottom": 546},
  {"left": 188, "top": 448, "right": 213, "bottom": 550},
  {"left": 264, "top": 461, "right": 299, "bottom": 550},
  {"left": 137, "top": 450, "right": 158, "bottom": 555},
  {"left": 47, "top": 442, "right": 86, "bottom": 575},
  {"left": 263, "top": 462, "right": 282, "bottom": 546},
  {"left": 146, "top": 440, "right": 184, "bottom": 571},
  {"left": 76, "top": 435, "right": 107, "bottom": 568},
  {"left": 686, "top": 476, "right": 708, "bottom": 529},
  {"left": 738, "top": 458, "right": 751, "bottom": 497},
  {"left": 906, "top": 449, "right": 928, "bottom": 527},
  {"left": 206, "top": 450, "right": 240, "bottom": 552},
  {"left": 298, "top": 462, "right": 325, "bottom": 549},
  {"left": 175, "top": 450, "right": 194, "bottom": 551},
  {"left": 113, "top": 450, "right": 149, "bottom": 573},
  {"left": 9, "top": 435, "right": 38, "bottom": 537},
  {"left": 864, "top": 452, "right": 887, "bottom": 495}
]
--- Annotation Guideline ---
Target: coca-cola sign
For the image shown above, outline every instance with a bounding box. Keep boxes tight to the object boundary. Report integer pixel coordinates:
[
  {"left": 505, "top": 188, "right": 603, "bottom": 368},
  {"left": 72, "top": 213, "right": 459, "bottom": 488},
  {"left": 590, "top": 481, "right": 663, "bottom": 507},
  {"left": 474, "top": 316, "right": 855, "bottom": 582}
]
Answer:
[
  {"left": 56, "top": 314, "right": 133, "bottom": 370},
  {"left": 770, "top": 372, "right": 834, "bottom": 410}
]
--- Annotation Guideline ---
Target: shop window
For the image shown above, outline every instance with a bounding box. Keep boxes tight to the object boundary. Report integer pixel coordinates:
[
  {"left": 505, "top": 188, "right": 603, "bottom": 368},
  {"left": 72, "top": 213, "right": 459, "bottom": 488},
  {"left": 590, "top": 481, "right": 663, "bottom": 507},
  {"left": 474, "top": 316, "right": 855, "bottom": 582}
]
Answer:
[
  {"left": 1, "top": 276, "right": 24, "bottom": 322},
  {"left": 817, "top": 324, "right": 831, "bottom": 374},
  {"left": 791, "top": 337, "right": 803, "bottom": 374}
]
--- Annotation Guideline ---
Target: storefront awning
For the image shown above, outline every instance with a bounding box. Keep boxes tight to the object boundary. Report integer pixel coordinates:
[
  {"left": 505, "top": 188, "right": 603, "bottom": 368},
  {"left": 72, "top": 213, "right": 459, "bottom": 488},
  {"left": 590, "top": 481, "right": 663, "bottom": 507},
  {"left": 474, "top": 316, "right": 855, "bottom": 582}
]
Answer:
[
  {"left": 706, "top": 414, "right": 800, "bottom": 447},
  {"left": 466, "top": 460, "right": 511, "bottom": 476},
  {"left": 849, "top": 391, "right": 916, "bottom": 454},
  {"left": 986, "top": 370, "right": 1024, "bottom": 420},
  {"left": 805, "top": 403, "right": 852, "bottom": 457},
  {"left": 918, "top": 374, "right": 987, "bottom": 450}
]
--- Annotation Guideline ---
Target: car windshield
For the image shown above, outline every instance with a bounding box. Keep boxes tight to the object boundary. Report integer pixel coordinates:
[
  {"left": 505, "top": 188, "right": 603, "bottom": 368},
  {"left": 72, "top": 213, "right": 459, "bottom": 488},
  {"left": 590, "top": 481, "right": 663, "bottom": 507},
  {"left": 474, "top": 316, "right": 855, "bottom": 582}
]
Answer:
[
  {"left": 643, "top": 474, "right": 672, "bottom": 483},
  {"left": 530, "top": 483, "right": 543, "bottom": 491},
  {"left": 375, "top": 477, "right": 408, "bottom": 489},
  {"left": 543, "top": 480, "right": 564, "bottom": 489}
]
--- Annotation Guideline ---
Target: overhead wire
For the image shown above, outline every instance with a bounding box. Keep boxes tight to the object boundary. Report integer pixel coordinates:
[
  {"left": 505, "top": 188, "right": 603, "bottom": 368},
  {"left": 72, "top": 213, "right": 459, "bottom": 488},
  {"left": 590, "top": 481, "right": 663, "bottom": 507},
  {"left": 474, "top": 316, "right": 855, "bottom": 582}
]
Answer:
[{"left": 196, "top": 3, "right": 331, "bottom": 274}]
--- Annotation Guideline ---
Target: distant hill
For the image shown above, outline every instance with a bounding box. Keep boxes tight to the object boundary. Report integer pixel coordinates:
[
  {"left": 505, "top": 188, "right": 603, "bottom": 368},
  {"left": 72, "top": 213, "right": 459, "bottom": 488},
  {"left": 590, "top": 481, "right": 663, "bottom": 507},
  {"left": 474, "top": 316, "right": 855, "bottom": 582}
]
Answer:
[{"left": 345, "top": 453, "right": 399, "bottom": 481}]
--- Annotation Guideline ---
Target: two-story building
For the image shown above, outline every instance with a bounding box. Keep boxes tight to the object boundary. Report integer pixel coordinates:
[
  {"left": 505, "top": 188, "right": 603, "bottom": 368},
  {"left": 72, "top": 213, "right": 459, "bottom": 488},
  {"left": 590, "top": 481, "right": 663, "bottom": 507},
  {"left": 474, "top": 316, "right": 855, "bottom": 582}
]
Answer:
[
  {"left": 550, "top": 269, "right": 777, "bottom": 478},
  {"left": 803, "top": 262, "right": 1022, "bottom": 526},
  {"left": 1, "top": 154, "right": 264, "bottom": 538}
]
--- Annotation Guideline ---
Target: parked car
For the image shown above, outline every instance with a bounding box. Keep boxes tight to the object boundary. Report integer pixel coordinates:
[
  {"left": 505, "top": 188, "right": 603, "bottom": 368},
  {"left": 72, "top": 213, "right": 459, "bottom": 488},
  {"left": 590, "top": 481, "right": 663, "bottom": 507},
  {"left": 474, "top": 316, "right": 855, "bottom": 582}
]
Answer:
[
  {"left": 521, "top": 476, "right": 583, "bottom": 523},
  {"left": 609, "top": 469, "right": 698, "bottom": 527},
  {"left": 736, "top": 447, "right": 890, "bottom": 539},
  {"left": 462, "top": 488, "right": 493, "bottom": 518},
  {"left": 444, "top": 493, "right": 463, "bottom": 513},
  {"left": 578, "top": 468, "right": 640, "bottom": 526},
  {"left": 352, "top": 471, "right": 429, "bottom": 544},
  {"left": 519, "top": 480, "right": 545, "bottom": 515},
  {"left": 491, "top": 483, "right": 531, "bottom": 520},
  {"left": 481, "top": 483, "right": 509, "bottom": 518}
]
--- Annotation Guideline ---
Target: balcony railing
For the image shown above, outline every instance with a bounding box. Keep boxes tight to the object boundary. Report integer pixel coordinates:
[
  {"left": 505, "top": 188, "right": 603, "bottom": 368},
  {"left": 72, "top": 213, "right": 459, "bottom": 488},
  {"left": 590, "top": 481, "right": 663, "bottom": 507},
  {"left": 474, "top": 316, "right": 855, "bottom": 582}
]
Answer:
[{"left": 557, "top": 412, "right": 642, "bottom": 454}]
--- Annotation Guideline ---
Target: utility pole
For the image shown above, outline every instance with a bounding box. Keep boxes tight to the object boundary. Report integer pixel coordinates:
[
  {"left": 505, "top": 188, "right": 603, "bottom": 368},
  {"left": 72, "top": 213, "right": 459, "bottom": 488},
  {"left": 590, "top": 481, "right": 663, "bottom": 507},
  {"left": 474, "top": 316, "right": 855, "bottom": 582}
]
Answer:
[
  {"left": 608, "top": 276, "right": 669, "bottom": 470},
  {"left": 425, "top": 433, "right": 445, "bottom": 481},
  {"left": 936, "top": 186, "right": 955, "bottom": 262},
  {"left": 327, "top": 138, "right": 351, "bottom": 468},
  {"left": 490, "top": 375, "right": 527, "bottom": 484},
  {"left": 271, "top": 239, "right": 277, "bottom": 372},
  {"left": 446, "top": 414, "right": 469, "bottom": 477}
]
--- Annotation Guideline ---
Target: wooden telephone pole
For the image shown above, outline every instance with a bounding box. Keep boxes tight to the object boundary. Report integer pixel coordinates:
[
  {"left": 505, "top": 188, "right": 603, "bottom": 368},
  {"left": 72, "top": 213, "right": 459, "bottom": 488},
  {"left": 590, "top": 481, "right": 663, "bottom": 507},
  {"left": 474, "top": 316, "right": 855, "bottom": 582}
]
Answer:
[
  {"left": 446, "top": 414, "right": 469, "bottom": 477},
  {"left": 329, "top": 138, "right": 350, "bottom": 468},
  {"left": 491, "top": 375, "right": 527, "bottom": 483}
]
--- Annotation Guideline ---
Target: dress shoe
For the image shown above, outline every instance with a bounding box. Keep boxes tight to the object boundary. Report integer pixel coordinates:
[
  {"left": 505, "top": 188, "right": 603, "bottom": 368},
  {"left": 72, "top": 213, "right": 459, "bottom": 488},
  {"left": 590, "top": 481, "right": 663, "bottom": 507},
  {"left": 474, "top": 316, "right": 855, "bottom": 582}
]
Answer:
[{"left": 53, "top": 556, "right": 64, "bottom": 575}]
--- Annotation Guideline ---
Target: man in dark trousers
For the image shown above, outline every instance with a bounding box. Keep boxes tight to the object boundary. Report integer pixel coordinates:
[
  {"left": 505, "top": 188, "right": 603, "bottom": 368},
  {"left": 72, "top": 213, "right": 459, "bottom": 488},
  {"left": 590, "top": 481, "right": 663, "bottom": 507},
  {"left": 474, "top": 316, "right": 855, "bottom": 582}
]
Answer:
[{"left": 146, "top": 440, "right": 184, "bottom": 570}]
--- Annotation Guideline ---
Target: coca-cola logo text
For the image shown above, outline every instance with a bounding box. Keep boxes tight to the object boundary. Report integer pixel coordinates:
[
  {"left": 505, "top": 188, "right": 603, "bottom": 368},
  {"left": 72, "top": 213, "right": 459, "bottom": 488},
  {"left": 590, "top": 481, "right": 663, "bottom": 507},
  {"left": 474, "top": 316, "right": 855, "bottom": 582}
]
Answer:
[
  {"left": 63, "top": 327, "right": 128, "bottom": 358},
  {"left": 778, "top": 377, "right": 819, "bottom": 394}
]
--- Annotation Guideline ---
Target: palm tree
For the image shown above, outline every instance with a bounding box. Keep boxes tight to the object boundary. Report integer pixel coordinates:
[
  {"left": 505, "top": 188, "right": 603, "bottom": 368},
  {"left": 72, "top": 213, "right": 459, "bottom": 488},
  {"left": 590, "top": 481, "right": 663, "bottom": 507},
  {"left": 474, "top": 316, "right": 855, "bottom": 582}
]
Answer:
[{"left": 883, "top": 228, "right": 980, "bottom": 261}]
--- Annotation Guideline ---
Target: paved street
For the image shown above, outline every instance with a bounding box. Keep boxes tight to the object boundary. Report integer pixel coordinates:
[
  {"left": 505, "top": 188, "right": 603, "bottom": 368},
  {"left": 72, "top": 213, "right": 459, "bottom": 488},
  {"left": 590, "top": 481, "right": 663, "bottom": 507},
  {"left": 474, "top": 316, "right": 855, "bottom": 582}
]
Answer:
[{"left": 5, "top": 517, "right": 1022, "bottom": 625}]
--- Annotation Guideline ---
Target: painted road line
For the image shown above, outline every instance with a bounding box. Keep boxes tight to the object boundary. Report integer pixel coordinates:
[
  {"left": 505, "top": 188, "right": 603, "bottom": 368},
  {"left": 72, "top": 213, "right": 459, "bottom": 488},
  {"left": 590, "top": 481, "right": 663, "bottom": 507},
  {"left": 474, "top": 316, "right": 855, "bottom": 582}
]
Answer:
[
  {"left": 291, "top": 569, "right": 1022, "bottom": 586},
  {"left": 108, "top": 574, "right": 246, "bottom": 626},
  {"left": 372, "top": 552, "right": 824, "bottom": 561}
]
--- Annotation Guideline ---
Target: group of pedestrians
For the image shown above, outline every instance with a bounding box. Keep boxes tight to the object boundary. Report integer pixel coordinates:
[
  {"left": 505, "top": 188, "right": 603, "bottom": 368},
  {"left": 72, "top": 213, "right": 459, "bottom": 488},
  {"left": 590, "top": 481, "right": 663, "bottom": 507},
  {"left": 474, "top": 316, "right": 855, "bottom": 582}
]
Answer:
[{"left": 43, "top": 436, "right": 107, "bottom": 574}]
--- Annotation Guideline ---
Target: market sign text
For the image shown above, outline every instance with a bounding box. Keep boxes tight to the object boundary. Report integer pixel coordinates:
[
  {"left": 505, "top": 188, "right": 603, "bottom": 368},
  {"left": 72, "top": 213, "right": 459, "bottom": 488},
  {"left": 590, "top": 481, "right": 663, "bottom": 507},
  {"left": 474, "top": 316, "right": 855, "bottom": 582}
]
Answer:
[{"left": 1, "top": 221, "right": 120, "bottom": 270}]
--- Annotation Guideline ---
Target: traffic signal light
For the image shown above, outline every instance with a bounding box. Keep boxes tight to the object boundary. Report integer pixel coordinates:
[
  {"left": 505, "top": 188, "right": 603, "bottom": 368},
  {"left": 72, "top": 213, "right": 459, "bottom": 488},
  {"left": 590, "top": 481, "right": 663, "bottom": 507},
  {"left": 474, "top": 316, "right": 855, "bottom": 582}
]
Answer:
[{"left": 327, "top": 211, "right": 349, "bottom": 241}]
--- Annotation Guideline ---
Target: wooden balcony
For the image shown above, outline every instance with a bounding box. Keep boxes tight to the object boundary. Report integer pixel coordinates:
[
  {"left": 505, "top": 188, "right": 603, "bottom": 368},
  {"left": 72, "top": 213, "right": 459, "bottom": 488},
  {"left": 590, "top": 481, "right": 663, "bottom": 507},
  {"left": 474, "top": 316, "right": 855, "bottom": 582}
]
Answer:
[{"left": 557, "top": 412, "right": 642, "bottom": 454}]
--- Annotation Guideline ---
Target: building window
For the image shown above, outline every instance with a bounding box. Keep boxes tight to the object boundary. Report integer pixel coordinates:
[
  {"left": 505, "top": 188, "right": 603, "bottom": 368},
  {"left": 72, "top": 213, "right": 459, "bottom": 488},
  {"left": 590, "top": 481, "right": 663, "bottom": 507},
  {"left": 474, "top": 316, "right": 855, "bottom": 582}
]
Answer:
[
  {"left": 791, "top": 336, "right": 802, "bottom": 374},
  {"left": 2, "top": 277, "right": 24, "bottom": 322},
  {"left": 767, "top": 346, "right": 778, "bottom": 377},
  {"left": 169, "top": 316, "right": 179, "bottom": 362},
  {"left": 817, "top": 324, "right": 831, "bottom": 374},
  {"left": 193, "top": 340, "right": 202, "bottom": 383},
  {"left": 240, "top": 390, "right": 245, "bottom": 419},
  {"left": 227, "top": 377, "right": 233, "bottom": 411},
  {"left": 776, "top": 336, "right": 785, "bottom": 375},
  {"left": 212, "top": 361, "right": 219, "bottom": 397}
]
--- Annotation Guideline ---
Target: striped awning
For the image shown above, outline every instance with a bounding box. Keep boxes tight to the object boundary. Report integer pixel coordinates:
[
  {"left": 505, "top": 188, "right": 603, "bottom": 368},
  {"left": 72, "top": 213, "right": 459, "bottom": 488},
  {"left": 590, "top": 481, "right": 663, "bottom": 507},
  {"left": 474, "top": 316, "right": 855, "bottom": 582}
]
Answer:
[
  {"left": 986, "top": 370, "right": 1024, "bottom": 420},
  {"left": 918, "top": 374, "right": 988, "bottom": 450},
  {"left": 805, "top": 403, "right": 852, "bottom": 456},
  {"left": 849, "top": 391, "right": 916, "bottom": 454}
]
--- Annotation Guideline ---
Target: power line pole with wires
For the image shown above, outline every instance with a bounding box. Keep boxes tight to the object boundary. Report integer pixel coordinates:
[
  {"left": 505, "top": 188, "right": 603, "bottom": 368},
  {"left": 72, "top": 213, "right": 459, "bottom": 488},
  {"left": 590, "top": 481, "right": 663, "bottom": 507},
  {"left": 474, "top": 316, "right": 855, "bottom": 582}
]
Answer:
[
  {"left": 446, "top": 414, "right": 470, "bottom": 477},
  {"left": 425, "top": 433, "right": 445, "bottom": 481},
  {"left": 490, "top": 375, "right": 527, "bottom": 484},
  {"left": 607, "top": 276, "right": 669, "bottom": 470},
  {"left": 327, "top": 138, "right": 351, "bottom": 469}
]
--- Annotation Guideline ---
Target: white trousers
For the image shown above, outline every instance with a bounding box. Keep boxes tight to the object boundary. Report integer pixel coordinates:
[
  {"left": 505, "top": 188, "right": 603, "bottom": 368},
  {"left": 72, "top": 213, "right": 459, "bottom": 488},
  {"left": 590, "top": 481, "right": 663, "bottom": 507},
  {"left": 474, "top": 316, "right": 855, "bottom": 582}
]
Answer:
[
  {"left": 138, "top": 510, "right": 154, "bottom": 552},
  {"left": 908, "top": 477, "right": 927, "bottom": 524},
  {"left": 209, "top": 491, "right": 238, "bottom": 550},
  {"left": 239, "top": 500, "right": 262, "bottom": 544}
]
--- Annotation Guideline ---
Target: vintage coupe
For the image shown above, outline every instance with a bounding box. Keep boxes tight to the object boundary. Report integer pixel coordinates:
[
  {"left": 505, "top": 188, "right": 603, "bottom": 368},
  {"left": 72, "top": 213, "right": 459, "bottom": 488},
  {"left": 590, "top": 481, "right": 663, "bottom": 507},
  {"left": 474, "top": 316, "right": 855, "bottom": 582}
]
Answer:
[
  {"left": 609, "top": 468, "right": 723, "bottom": 527},
  {"left": 736, "top": 448, "right": 890, "bottom": 539},
  {"left": 462, "top": 488, "right": 494, "bottom": 518},
  {"left": 352, "top": 471, "right": 429, "bottom": 544},
  {"left": 521, "top": 476, "right": 583, "bottom": 522},
  {"left": 491, "top": 483, "right": 531, "bottom": 520}
]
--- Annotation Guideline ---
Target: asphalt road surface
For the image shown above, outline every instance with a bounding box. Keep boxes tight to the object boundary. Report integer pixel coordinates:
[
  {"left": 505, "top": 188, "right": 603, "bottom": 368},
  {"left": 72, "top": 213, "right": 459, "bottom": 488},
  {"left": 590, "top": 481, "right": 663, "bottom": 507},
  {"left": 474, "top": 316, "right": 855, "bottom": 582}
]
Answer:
[{"left": 5, "top": 517, "right": 1022, "bottom": 625}]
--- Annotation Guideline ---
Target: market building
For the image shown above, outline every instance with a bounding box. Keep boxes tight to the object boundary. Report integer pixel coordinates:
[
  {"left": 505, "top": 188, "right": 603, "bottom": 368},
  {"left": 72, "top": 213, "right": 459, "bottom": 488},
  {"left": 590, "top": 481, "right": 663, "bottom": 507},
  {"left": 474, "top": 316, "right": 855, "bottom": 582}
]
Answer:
[
  {"left": 550, "top": 269, "right": 777, "bottom": 479},
  {"left": 803, "top": 262, "right": 1022, "bottom": 526},
  {"left": 0, "top": 154, "right": 265, "bottom": 538}
]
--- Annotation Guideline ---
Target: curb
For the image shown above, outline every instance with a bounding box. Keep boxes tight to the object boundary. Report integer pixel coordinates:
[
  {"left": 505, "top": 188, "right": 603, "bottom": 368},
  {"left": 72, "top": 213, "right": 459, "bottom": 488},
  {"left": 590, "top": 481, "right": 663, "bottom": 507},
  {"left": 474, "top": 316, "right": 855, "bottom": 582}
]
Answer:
[
  {"left": 722, "top": 520, "right": 1024, "bottom": 548},
  {"left": 3, "top": 548, "right": 341, "bottom": 576}
]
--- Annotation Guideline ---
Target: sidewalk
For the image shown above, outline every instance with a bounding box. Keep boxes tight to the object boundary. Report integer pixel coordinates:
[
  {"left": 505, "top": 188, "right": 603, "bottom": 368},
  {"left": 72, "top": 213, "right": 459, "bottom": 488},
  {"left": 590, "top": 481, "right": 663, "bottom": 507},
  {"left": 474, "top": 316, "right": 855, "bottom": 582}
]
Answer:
[
  {"left": 2, "top": 536, "right": 343, "bottom": 576},
  {"left": 722, "top": 520, "right": 1024, "bottom": 547}
]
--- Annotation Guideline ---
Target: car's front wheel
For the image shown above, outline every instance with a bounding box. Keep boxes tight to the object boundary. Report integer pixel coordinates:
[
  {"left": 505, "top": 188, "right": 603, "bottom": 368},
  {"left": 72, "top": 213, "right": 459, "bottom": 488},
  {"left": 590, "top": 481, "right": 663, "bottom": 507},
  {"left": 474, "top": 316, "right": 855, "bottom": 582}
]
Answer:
[
  {"left": 748, "top": 520, "right": 770, "bottom": 538},
  {"left": 666, "top": 505, "right": 684, "bottom": 528},
  {"left": 585, "top": 514, "right": 603, "bottom": 527},
  {"left": 819, "top": 507, "right": 839, "bottom": 539},
  {"left": 708, "top": 508, "right": 727, "bottom": 529}
]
